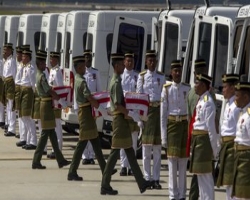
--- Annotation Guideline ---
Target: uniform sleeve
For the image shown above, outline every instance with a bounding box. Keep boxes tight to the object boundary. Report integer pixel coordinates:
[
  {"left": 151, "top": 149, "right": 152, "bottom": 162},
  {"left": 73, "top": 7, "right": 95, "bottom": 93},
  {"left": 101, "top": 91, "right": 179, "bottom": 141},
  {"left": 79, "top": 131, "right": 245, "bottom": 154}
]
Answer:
[
  {"left": 187, "top": 91, "right": 192, "bottom": 119},
  {"left": 161, "top": 86, "right": 168, "bottom": 143},
  {"left": 110, "top": 82, "right": 122, "bottom": 105},
  {"left": 30, "top": 66, "right": 36, "bottom": 90},
  {"left": 96, "top": 70, "right": 102, "bottom": 92},
  {"left": 80, "top": 80, "right": 91, "bottom": 99},
  {"left": 40, "top": 73, "right": 51, "bottom": 94},
  {"left": 136, "top": 74, "right": 143, "bottom": 93}
]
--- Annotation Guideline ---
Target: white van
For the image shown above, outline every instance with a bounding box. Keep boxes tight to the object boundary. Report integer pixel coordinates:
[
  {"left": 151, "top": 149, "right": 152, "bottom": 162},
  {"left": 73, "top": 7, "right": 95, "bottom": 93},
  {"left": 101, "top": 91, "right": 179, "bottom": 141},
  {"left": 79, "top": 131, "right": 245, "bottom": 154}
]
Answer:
[
  {"left": 16, "top": 14, "right": 43, "bottom": 61},
  {"left": 39, "top": 13, "right": 59, "bottom": 67},
  {"left": 0, "top": 16, "right": 6, "bottom": 58},
  {"left": 54, "top": 12, "right": 68, "bottom": 68}
]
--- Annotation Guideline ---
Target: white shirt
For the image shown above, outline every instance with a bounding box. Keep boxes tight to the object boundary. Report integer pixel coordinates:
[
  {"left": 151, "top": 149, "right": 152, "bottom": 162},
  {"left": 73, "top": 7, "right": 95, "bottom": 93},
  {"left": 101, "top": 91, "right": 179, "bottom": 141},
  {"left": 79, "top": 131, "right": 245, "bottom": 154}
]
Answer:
[
  {"left": 121, "top": 68, "right": 138, "bottom": 94},
  {"left": 3, "top": 55, "right": 16, "bottom": 78},
  {"left": 136, "top": 70, "right": 165, "bottom": 102},
  {"left": 235, "top": 102, "right": 250, "bottom": 146},
  {"left": 84, "top": 67, "right": 101, "bottom": 93},
  {"left": 160, "top": 81, "right": 190, "bottom": 141},
  {"left": 15, "top": 61, "right": 23, "bottom": 84},
  {"left": 0, "top": 60, "right": 3, "bottom": 77},
  {"left": 48, "top": 64, "right": 63, "bottom": 87},
  {"left": 193, "top": 91, "right": 218, "bottom": 157},
  {"left": 220, "top": 95, "right": 241, "bottom": 137},
  {"left": 20, "top": 62, "right": 36, "bottom": 89}
]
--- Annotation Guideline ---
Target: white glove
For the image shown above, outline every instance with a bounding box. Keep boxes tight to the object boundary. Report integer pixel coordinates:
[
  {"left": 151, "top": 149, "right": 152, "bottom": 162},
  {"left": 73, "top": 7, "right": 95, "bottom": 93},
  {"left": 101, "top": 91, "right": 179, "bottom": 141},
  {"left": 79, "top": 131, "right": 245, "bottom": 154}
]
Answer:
[
  {"left": 137, "top": 121, "right": 144, "bottom": 129},
  {"left": 161, "top": 142, "right": 167, "bottom": 149},
  {"left": 58, "top": 98, "right": 67, "bottom": 109},
  {"left": 128, "top": 111, "right": 140, "bottom": 122},
  {"left": 97, "top": 104, "right": 108, "bottom": 117}
]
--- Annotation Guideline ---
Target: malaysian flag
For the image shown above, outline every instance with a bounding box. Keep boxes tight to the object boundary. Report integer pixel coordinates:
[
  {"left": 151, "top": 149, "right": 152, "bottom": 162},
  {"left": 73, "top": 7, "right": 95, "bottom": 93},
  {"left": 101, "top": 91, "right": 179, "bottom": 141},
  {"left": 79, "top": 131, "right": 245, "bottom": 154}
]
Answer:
[{"left": 53, "top": 86, "right": 73, "bottom": 109}]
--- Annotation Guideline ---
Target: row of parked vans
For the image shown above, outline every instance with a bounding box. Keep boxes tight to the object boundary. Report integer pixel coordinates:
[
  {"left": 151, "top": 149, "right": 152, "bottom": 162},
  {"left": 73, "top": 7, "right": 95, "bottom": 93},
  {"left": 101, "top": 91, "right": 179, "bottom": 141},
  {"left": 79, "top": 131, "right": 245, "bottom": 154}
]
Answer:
[{"left": 1, "top": 1, "right": 250, "bottom": 150}]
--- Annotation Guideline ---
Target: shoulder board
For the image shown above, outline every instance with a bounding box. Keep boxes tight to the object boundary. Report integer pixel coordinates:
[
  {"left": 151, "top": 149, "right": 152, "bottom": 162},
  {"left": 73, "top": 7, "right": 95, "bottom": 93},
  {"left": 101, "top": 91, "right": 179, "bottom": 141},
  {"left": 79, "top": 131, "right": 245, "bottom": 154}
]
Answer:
[
  {"left": 55, "top": 67, "right": 60, "bottom": 71},
  {"left": 27, "top": 64, "right": 31, "bottom": 68},
  {"left": 204, "top": 95, "right": 208, "bottom": 102},
  {"left": 91, "top": 67, "right": 98, "bottom": 71},
  {"left": 139, "top": 70, "right": 147, "bottom": 76},
  {"left": 182, "top": 82, "right": 190, "bottom": 87},
  {"left": 156, "top": 71, "right": 164, "bottom": 75},
  {"left": 248, "top": 108, "right": 250, "bottom": 115},
  {"left": 163, "top": 83, "right": 172, "bottom": 88}
]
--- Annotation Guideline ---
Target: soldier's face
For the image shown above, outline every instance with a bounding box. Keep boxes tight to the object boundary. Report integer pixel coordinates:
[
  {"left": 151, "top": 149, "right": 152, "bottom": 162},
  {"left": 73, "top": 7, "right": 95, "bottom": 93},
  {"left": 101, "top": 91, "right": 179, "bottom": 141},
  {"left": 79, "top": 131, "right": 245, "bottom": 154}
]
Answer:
[
  {"left": 16, "top": 52, "right": 22, "bottom": 62},
  {"left": 84, "top": 55, "right": 92, "bottom": 68},
  {"left": 235, "top": 90, "right": 248, "bottom": 108},
  {"left": 222, "top": 82, "right": 235, "bottom": 99},
  {"left": 171, "top": 68, "right": 182, "bottom": 83},
  {"left": 78, "top": 62, "right": 86, "bottom": 75},
  {"left": 124, "top": 57, "right": 134, "bottom": 71},
  {"left": 146, "top": 57, "right": 157, "bottom": 72},
  {"left": 116, "top": 60, "right": 125, "bottom": 75},
  {"left": 39, "top": 60, "right": 46, "bottom": 71},
  {"left": 3, "top": 47, "right": 12, "bottom": 58},
  {"left": 194, "top": 80, "right": 204, "bottom": 95},
  {"left": 50, "top": 57, "right": 58, "bottom": 67},
  {"left": 22, "top": 54, "right": 30, "bottom": 65}
]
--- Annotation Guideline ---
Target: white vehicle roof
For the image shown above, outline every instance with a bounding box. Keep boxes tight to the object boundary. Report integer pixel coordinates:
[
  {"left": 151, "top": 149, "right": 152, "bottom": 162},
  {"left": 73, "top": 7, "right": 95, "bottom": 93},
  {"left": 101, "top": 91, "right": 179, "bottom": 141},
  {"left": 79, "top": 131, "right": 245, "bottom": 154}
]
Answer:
[
  {"left": 4, "top": 15, "right": 20, "bottom": 44},
  {"left": 41, "top": 13, "right": 59, "bottom": 32},
  {"left": 66, "top": 10, "right": 90, "bottom": 31},
  {"left": 237, "top": 5, "right": 250, "bottom": 18},
  {"left": 19, "top": 14, "right": 43, "bottom": 30}
]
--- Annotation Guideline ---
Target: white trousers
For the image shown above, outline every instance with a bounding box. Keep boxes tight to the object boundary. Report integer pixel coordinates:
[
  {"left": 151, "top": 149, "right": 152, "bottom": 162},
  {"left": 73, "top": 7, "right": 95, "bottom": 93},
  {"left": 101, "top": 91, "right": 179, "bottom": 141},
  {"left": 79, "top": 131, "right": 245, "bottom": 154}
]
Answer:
[
  {"left": 21, "top": 116, "right": 37, "bottom": 146},
  {"left": 120, "top": 131, "right": 138, "bottom": 168},
  {"left": 51, "top": 118, "right": 63, "bottom": 151},
  {"left": 6, "top": 99, "right": 16, "bottom": 133},
  {"left": 168, "top": 157, "right": 188, "bottom": 199},
  {"left": 19, "top": 112, "right": 28, "bottom": 142},
  {"left": 142, "top": 144, "right": 161, "bottom": 181},
  {"left": 197, "top": 173, "right": 215, "bottom": 200},
  {"left": 226, "top": 186, "right": 233, "bottom": 200},
  {"left": 82, "top": 141, "right": 95, "bottom": 159},
  {"left": 0, "top": 102, "right": 5, "bottom": 122}
]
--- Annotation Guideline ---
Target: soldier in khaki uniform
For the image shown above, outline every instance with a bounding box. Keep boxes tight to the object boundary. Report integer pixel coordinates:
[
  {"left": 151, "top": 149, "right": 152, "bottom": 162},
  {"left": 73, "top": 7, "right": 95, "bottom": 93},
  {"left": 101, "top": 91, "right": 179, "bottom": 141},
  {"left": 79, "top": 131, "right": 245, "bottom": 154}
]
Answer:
[
  {"left": 232, "top": 81, "right": 250, "bottom": 199},
  {"left": 32, "top": 51, "right": 70, "bottom": 169},
  {"left": 161, "top": 60, "right": 190, "bottom": 200},
  {"left": 67, "top": 56, "right": 113, "bottom": 181},
  {"left": 100, "top": 53, "right": 150, "bottom": 195}
]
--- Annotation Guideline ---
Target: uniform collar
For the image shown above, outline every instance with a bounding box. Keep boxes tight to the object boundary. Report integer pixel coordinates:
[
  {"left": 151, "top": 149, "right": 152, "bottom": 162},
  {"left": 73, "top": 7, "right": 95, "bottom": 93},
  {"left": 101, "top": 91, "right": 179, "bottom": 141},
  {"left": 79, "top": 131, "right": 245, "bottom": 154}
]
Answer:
[
  {"left": 86, "top": 66, "right": 92, "bottom": 72},
  {"left": 227, "top": 95, "right": 235, "bottom": 105},
  {"left": 147, "top": 69, "right": 156, "bottom": 75},
  {"left": 199, "top": 90, "right": 209, "bottom": 100},
  {"left": 23, "top": 61, "right": 31, "bottom": 67},
  {"left": 3, "top": 55, "right": 12, "bottom": 61},
  {"left": 114, "top": 73, "right": 121, "bottom": 81},
  {"left": 124, "top": 68, "right": 133, "bottom": 75},
  {"left": 172, "top": 81, "right": 181, "bottom": 87},
  {"left": 51, "top": 64, "right": 59, "bottom": 70}
]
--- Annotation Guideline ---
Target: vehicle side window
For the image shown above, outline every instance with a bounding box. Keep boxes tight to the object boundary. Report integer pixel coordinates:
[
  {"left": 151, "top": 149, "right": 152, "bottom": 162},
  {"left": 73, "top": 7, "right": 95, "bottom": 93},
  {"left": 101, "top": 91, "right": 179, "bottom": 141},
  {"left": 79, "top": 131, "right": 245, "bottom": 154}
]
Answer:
[
  {"left": 106, "top": 33, "right": 113, "bottom": 64},
  {"left": 34, "top": 32, "right": 41, "bottom": 52}
]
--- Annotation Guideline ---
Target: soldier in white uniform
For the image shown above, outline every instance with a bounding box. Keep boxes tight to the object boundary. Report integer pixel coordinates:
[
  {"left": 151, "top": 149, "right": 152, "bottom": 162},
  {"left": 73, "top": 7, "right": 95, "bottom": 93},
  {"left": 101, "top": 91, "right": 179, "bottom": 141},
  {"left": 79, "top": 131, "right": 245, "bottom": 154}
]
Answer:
[
  {"left": 216, "top": 74, "right": 240, "bottom": 200},
  {"left": 120, "top": 52, "right": 139, "bottom": 176},
  {"left": 19, "top": 49, "right": 37, "bottom": 150},
  {"left": 81, "top": 49, "right": 102, "bottom": 165},
  {"left": 3, "top": 43, "right": 17, "bottom": 137},
  {"left": 47, "top": 51, "right": 64, "bottom": 159},
  {"left": 16, "top": 46, "right": 28, "bottom": 146},
  {"left": 189, "top": 73, "right": 218, "bottom": 200},
  {"left": 0, "top": 59, "right": 5, "bottom": 128},
  {"left": 161, "top": 60, "right": 190, "bottom": 200},
  {"left": 232, "top": 80, "right": 250, "bottom": 199},
  {"left": 136, "top": 50, "right": 165, "bottom": 189}
]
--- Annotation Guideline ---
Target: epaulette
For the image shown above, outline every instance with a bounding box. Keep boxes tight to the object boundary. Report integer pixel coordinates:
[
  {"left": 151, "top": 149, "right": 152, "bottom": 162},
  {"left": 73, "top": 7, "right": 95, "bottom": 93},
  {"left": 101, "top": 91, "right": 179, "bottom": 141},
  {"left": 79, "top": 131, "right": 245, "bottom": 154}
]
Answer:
[
  {"left": 27, "top": 64, "right": 31, "bottom": 68},
  {"left": 248, "top": 108, "right": 250, "bottom": 115},
  {"left": 156, "top": 71, "right": 164, "bottom": 75},
  {"left": 182, "top": 82, "right": 191, "bottom": 87},
  {"left": 91, "top": 67, "right": 98, "bottom": 71},
  {"left": 139, "top": 70, "right": 147, "bottom": 76},
  {"left": 163, "top": 83, "right": 172, "bottom": 88},
  {"left": 204, "top": 95, "right": 208, "bottom": 102}
]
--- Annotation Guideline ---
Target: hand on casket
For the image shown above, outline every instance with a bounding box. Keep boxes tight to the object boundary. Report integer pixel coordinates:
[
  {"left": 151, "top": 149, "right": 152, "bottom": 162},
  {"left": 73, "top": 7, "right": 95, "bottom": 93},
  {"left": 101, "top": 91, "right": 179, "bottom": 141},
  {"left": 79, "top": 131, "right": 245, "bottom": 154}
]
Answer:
[
  {"left": 58, "top": 98, "right": 68, "bottom": 109},
  {"left": 97, "top": 104, "right": 108, "bottom": 117},
  {"left": 128, "top": 111, "right": 141, "bottom": 122}
]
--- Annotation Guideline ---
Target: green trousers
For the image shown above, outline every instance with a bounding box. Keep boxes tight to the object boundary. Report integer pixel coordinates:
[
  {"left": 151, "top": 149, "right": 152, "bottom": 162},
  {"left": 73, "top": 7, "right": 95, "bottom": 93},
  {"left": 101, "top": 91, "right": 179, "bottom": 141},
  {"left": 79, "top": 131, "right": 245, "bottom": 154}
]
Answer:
[
  {"left": 68, "top": 137, "right": 106, "bottom": 175},
  {"left": 102, "top": 147, "right": 145, "bottom": 190},
  {"left": 33, "top": 129, "right": 64, "bottom": 164},
  {"left": 189, "top": 174, "right": 199, "bottom": 200}
]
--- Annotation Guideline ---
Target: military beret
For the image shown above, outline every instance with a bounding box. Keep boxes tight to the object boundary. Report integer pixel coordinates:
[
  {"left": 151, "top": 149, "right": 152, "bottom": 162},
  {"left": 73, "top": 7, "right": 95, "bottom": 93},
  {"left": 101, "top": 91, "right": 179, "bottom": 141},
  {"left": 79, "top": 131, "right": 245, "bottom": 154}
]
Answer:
[
  {"left": 124, "top": 51, "right": 134, "bottom": 58},
  {"left": 50, "top": 51, "right": 60, "bottom": 58},
  {"left": 171, "top": 59, "right": 182, "bottom": 69},
  {"left": 83, "top": 49, "right": 92, "bottom": 56},
  {"left": 3, "top": 43, "right": 13, "bottom": 49},
  {"left": 194, "top": 58, "right": 206, "bottom": 69},
  {"left": 21, "top": 44, "right": 30, "bottom": 51},
  {"left": 73, "top": 55, "right": 85, "bottom": 63},
  {"left": 235, "top": 82, "right": 250, "bottom": 90},
  {"left": 110, "top": 53, "right": 124, "bottom": 60},
  {"left": 16, "top": 46, "right": 22, "bottom": 53},
  {"left": 36, "top": 49, "right": 47, "bottom": 60},
  {"left": 196, "top": 73, "right": 212, "bottom": 83},
  {"left": 145, "top": 50, "right": 156, "bottom": 57},
  {"left": 222, "top": 73, "right": 239, "bottom": 83},
  {"left": 22, "top": 49, "right": 32, "bottom": 55}
]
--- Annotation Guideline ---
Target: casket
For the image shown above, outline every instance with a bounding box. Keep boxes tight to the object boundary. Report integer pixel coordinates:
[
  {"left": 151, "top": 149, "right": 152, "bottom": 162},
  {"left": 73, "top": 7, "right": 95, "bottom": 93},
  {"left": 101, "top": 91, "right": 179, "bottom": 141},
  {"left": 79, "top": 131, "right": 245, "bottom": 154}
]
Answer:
[
  {"left": 53, "top": 86, "right": 73, "bottom": 109},
  {"left": 92, "top": 91, "right": 110, "bottom": 118}
]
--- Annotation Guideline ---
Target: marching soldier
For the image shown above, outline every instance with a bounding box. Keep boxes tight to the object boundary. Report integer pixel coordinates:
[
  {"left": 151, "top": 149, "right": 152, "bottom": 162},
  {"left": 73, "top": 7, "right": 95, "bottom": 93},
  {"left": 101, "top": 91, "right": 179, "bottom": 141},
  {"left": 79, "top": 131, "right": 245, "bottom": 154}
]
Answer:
[
  {"left": 81, "top": 49, "right": 102, "bottom": 165},
  {"left": 232, "top": 80, "right": 250, "bottom": 199},
  {"left": 119, "top": 51, "right": 139, "bottom": 176},
  {"left": 19, "top": 48, "right": 37, "bottom": 150},
  {"left": 189, "top": 73, "right": 218, "bottom": 200},
  {"left": 67, "top": 56, "right": 113, "bottom": 181},
  {"left": 0, "top": 57, "right": 4, "bottom": 128},
  {"left": 216, "top": 74, "right": 240, "bottom": 200},
  {"left": 136, "top": 50, "right": 165, "bottom": 189},
  {"left": 32, "top": 51, "right": 70, "bottom": 169},
  {"left": 3, "top": 43, "right": 17, "bottom": 137},
  {"left": 161, "top": 60, "right": 190, "bottom": 200},
  {"left": 47, "top": 51, "right": 64, "bottom": 159},
  {"left": 100, "top": 53, "right": 150, "bottom": 195}
]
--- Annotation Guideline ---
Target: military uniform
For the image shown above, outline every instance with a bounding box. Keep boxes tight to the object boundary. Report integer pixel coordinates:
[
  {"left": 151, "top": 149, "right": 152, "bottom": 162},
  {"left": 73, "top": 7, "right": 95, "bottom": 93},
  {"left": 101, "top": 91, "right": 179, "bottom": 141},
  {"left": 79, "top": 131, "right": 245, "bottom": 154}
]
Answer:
[
  {"left": 0, "top": 60, "right": 5, "bottom": 126},
  {"left": 32, "top": 51, "right": 70, "bottom": 169},
  {"left": 120, "top": 63, "right": 139, "bottom": 175},
  {"left": 136, "top": 68, "right": 165, "bottom": 185},
  {"left": 189, "top": 74, "right": 218, "bottom": 200},
  {"left": 161, "top": 68, "right": 190, "bottom": 199},
  {"left": 3, "top": 43, "right": 17, "bottom": 136},
  {"left": 232, "top": 82, "right": 250, "bottom": 199},
  {"left": 67, "top": 56, "right": 106, "bottom": 180},
  {"left": 81, "top": 62, "right": 102, "bottom": 164}
]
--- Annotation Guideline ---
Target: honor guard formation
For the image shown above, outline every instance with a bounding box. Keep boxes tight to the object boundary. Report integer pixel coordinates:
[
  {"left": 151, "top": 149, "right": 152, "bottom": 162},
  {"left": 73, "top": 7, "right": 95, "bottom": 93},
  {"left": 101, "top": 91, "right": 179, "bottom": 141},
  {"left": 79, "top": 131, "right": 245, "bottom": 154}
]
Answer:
[{"left": 2, "top": 43, "right": 250, "bottom": 200}]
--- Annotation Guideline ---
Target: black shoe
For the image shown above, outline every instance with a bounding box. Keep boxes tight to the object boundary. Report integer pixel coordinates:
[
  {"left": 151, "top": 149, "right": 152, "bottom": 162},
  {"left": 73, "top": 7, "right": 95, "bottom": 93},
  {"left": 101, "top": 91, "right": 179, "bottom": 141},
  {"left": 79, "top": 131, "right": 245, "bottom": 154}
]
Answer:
[
  {"left": 47, "top": 152, "right": 56, "bottom": 159},
  {"left": 16, "top": 141, "right": 26, "bottom": 147},
  {"left": 100, "top": 187, "right": 118, "bottom": 195},
  {"left": 4, "top": 131, "right": 15, "bottom": 137},
  {"left": 152, "top": 180, "right": 162, "bottom": 189},
  {"left": 32, "top": 163, "right": 46, "bottom": 169},
  {"left": 42, "top": 151, "right": 47, "bottom": 155},
  {"left": 82, "top": 159, "right": 90, "bottom": 165},
  {"left": 179, "top": 198, "right": 185, "bottom": 200},
  {"left": 112, "top": 169, "right": 117, "bottom": 175},
  {"left": 15, "top": 134, "right": 20, "bottom": 139},
  {"left": 3, "top": 124, "right": 8, "bottom": 130},
  {"left": 25, "top": 144, "right": 37, "bottom": 150},
  {"left": 67, "top": 173, "right": 83, "bottom": 181},
  {"left": 0, "top": 122, "right": 5, "bottom": 128},
  {"left": 58, "top": 160, "right": 71, "bottom": 168},
  {"left": 22, "top": 145, "right": 27, "bottom": 149},
  {"left": 119, "top": 167, "right": 127, "bottom": 176},
  {"left": 89, "top": 158, "right": 95, "bottom": 164},
  {"left": 128, "top": 169, "right": 134, "bottom": 176},
  {"left": 140, "top": 180, "right": 152, "bottom": 193}
]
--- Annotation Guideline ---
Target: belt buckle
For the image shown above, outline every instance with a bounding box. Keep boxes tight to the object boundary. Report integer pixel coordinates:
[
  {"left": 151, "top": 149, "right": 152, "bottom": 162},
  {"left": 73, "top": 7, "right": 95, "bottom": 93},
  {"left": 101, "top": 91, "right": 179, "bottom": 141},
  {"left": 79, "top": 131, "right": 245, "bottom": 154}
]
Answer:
[{"left": 176, "top": 116, "right": 181, "bottom": 122}]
